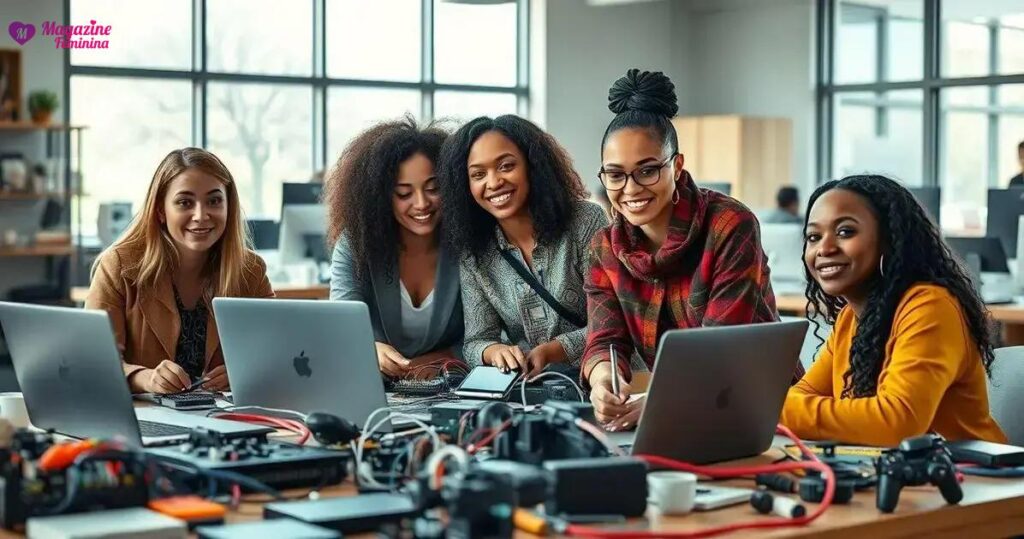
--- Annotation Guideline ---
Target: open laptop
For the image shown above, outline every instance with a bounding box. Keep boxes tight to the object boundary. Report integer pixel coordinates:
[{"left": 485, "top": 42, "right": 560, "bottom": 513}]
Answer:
[
  {"left": 761, "top": 223, "right": 806, "bottom": 296},
  {"left": 213, "top": 298, "right": 394, "bottom": 430},
  {"left": 611, "top": 320, "right": 809, "bottom": 464},
  {"left": 0, "top": 302, "right": 272, "bottom": 446}
]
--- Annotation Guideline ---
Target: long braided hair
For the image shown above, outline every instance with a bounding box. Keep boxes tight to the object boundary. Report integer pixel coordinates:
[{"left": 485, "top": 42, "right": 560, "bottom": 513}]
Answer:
[{"left": 803, "top": 175, "right": 995, "bottom": 398}]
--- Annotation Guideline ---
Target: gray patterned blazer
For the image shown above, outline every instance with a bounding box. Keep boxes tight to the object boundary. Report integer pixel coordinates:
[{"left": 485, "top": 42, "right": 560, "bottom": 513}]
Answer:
[{"left": 459, "top": 200, "right": 608, "bottom": 366}]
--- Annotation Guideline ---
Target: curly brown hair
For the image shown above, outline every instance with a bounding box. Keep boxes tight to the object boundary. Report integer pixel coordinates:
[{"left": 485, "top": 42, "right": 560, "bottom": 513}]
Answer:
[{"left": 323, "top": 115, "right": 449, "bottom": 276}]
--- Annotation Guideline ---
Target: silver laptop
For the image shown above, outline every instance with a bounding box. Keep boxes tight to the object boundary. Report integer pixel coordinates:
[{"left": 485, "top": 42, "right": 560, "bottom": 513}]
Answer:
[
  {"left": 0, "top": 302, "right": 271, "bottom": 446},
  {"left": 614, "top": 320, "right": 808, "bottom": 464},
  {"left": 213, "top": 298, "right": 391, "bottom": 430}
]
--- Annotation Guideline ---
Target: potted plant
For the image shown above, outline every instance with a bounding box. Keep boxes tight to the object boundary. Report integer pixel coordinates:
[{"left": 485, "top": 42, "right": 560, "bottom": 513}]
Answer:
[{"left": 27, "top": 90, "right": 58, "bottom": 125}]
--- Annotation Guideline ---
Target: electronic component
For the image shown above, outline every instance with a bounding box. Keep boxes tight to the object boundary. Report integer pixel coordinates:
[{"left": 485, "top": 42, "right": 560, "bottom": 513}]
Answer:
[
  {"left": 948, "top": 440, "right": 1024, "bottom": 467},
  {"left": 876, "top": 434, "right": 962, "bottom": 513},
  {"left": 542, "top": 457, "right": 647, "bottom": 517},
  {"left": 146, "top": 432, "right": 347, "bottom": 494},
  {"left": 442, "top": 468, "right": 516, "bottom": 539},
  {"left": 263, "top": 492, "right": 419, "bottom": 533},
  {"left": 25, "top": 508, "right": 185, "bottom": 539},
  {"left": 147, "top": 496, "right": 226, "bottom": 529},
  {"left": 305, "top": 412, "right": 360, "bottom": 446},
  {"left": 429, "top": 401, "right": 487, "bottom": 435},
  {"left": 0, "top": 431, "right": 149, "bottom": 530},
  {"left": 385, "top": 373, "right": 465, "bottom": 396},
  {"left": 692, "top": 485, "right": 753, "bottom": 511},
  {"left": 136, "top": 392, "right": 218, "bottom": 410},
  {"left": 750, "top": 489, "right": 806, "bottom": 519},
  {"left": 453, "top": 367, "right": 519, "bottom": 400},
  {"left": 473, "top": 460, "right": 549, "bottom": 507},
  {"left": 197, "top": 519, "right": 340, "bottom": 539}
]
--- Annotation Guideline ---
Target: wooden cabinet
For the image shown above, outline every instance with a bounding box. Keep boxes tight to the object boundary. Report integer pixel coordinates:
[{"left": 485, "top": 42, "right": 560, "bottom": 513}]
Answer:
[{"left": 671, "top": 115, "right": 792, "bottom": 210}]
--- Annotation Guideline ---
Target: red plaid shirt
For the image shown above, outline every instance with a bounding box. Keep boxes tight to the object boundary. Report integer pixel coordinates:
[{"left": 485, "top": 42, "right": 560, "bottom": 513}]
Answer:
[{"left": 582, "top": 173, "right": 805, "bottom": 383}]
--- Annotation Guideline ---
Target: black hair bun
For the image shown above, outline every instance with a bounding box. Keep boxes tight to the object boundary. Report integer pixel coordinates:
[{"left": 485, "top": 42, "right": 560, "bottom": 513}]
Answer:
[{"left": 607, "top": 69, "right": 678, "bottom": 118}]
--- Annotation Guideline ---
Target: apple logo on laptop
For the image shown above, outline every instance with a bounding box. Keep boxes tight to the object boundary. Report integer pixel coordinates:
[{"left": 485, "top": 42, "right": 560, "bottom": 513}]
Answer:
[
  {"left": 715, "top": 386, "right": 732, "bottom": 410},
  {"left": 293, "top": 350, "right": 312, "bottom": 377},
  {"left": 57, "top": 357, "right": 71, "bottom": 381}
]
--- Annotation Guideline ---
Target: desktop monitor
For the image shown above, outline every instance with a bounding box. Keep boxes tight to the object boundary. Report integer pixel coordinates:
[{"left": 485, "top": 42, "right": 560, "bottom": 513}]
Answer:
[
  {"left": 282, "top": 182, "right": 323, "bottom": 207},
  {"left": 987, "top": 189, "right": 1024, "bottom": 258},
  {"left": 246, "top": 219, "right": 279, "bottom": 251},
  {"left": 278, "top": 205, "right": 326, "bottom": 265},
  {"left": 945, "top": 236, "right": 1010, "bottom": 274},
  {"left": 907, "top": 187, "right": 940, "bottom": 226}
]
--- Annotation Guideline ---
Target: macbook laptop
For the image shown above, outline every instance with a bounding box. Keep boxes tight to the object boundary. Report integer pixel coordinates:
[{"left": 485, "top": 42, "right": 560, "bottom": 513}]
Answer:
[
  {"left": 0, "top": 302, "right": 270, "bottom": 446},
  {"left": 213, "top": 298, "right": 394, "bottom": 430},
  {"left": 611, "top": 319, "right": 809, "bottom": 464}
]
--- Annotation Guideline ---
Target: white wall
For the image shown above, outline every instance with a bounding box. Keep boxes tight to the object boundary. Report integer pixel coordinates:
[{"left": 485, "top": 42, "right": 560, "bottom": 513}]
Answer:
[
  {"left": 685, "top": 0, "right": 817, "bottom": 197},
  {"left": 542, "top": 0, "right": 690, "bottom": 191}
]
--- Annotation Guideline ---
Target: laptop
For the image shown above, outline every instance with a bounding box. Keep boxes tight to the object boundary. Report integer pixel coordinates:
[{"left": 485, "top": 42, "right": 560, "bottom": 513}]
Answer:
[
  {"left": 213, "top": 298, "right": 393, "bottom": 430},
  {"left": 611, "top": 320, "right": 809, "bottom": 464},
  {"left": 0, "top": 302, "right": 271, "bottom": 446},
  {"left": 761, "top": 223, "right": 807, "bottom": 296}
]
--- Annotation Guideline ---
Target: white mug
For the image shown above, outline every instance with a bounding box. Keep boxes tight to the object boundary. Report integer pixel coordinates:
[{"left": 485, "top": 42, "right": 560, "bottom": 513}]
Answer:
[
  {"left": 0, "top": 392, "right": 31, "bottom": 429},
  {"left": 647, "top": 471, "right": 697, "bottom": 515}
]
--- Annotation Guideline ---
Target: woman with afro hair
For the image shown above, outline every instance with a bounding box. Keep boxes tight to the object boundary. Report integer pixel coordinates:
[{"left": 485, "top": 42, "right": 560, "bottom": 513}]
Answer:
[
  {"left": 325, "top": 116, "right": 464, "bottom": 380},
  {"left": 780, "top": 174, "right": 1006, "bottom": 446},
  {"left": 437, "top": 115, "right": 608, "bottom": 379},
  {"left": 583, "top": 69, "right": 796, "bottom": 428}
]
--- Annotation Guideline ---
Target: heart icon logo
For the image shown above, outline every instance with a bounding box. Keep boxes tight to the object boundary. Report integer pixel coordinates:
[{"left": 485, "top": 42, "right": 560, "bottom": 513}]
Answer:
[{"left": 8, "top": 22, "right": 35, "bottom": 46}]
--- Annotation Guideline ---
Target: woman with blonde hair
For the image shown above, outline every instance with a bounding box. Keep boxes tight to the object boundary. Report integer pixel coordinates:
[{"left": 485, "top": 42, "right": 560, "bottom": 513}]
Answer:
[{"left": 86, "top": 147, "right": 273, "bottom": 394}]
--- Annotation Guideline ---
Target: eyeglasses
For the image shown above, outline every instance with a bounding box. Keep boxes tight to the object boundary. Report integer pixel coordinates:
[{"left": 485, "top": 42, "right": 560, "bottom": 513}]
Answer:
[{"left": 597, "top": 156, "right": 674, "bottom": 191}]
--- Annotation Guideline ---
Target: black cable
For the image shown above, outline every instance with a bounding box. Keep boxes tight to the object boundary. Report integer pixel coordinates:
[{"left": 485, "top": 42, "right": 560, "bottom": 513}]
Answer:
[{"left": 960, "top": 466, "right": 1024, "bottom": 478}]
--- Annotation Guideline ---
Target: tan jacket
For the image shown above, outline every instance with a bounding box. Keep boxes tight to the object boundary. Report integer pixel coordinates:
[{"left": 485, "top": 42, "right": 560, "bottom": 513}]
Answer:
[{"left": 85, "top": 245, "right": 274, "bottom": 381}]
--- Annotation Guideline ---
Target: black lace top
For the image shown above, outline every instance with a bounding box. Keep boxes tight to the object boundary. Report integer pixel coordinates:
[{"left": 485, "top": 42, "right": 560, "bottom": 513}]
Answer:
[{"left": 172, "top": 286, "right": 207, "bottom": 381}]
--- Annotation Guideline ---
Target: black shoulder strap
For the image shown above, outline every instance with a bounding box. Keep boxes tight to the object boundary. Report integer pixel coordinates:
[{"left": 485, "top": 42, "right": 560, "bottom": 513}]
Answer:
[{"left": 498, "top": 248, "right": 586, "bottom": 328}]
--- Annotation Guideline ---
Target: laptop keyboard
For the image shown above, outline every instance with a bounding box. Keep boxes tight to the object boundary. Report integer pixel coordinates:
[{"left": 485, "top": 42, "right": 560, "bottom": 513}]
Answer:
[{"left": 138, "top": 420, "right": 192, "bottom": 438}]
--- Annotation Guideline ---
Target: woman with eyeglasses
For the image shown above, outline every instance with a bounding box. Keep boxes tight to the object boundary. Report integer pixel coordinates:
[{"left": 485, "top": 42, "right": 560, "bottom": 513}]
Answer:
[{"left": 580, "top": 69, "right": 801, "bottom": 428}]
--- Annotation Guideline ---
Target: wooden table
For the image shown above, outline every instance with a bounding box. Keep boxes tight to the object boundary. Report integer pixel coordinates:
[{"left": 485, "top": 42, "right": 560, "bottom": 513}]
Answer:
[
  {"left": 776, "top": 294, "right": 1024, "bottom": 346},
  {"left": 70, "top": 283, "right": 330, "bottom": 303}
]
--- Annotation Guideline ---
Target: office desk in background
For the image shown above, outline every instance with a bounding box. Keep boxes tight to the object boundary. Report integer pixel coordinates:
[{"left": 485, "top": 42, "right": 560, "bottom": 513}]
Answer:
[
  {"left": 70, "top": 284, "right": 330, "bottom": 303},
  {"left": 775, "top": 294, "right": 1024, "bottom": 346}
]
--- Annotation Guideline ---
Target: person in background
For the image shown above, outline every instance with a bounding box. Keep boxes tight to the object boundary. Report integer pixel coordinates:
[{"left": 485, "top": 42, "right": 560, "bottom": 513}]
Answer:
[
  {"left": 87, "top": 148, "right": 274, "bottom": 394},
  {"left": 326, "top": 116, "right": 464, "bottom": 380},
  {"left": 1009, "top": 140, "right": 1024, "bottom": 187},
  {"left": 438, "top": 115, "right": 607, "bottom": 379},
  {"left": 583, "top": 69, "right": 795, "bottom": 428},
  {"left": 762, "top": 186, "right": 803, "bottom": 224},
  {"left": 781, "top": 174, "right": 1006, "bottom": 446}
]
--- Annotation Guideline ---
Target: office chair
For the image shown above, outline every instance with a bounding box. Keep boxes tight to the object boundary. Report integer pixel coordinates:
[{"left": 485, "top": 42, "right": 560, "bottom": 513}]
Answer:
[{"left": 989, "top": 346, "right": 1024, "bottom": 445}]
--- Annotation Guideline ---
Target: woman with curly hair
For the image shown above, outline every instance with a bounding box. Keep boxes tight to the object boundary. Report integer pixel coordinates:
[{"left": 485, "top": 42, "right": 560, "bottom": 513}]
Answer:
[
  {"left": 326, "top": 116, "right": 464, "bottom": 379},
  {"left": 438, "top": 115, "right": 607, "bottom": 378},
  {"left": 780, "top": 175, "right": 1006, "bottom": 446},
  {"left": 582, "top": 69, "right": 794, "bottom": 428}
]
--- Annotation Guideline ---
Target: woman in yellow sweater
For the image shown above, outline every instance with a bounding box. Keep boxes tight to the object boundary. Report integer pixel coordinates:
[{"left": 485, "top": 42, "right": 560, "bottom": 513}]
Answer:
[{"left": 780, "top": 175, "right": 1006, "bottom": 447}]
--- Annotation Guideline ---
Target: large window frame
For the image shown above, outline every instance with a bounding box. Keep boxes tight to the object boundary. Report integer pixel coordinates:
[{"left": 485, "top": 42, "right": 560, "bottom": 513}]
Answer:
[
  {"left": 816, "top": 0, "right": 1024, "bottom": 189},
  {"left": 63, "top": 0, "right": 530, "bottom": 231}
]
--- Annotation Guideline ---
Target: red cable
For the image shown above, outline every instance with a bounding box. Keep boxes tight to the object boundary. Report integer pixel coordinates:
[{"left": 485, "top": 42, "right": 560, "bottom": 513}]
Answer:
[
  {"left": 212, "top": 412, "right": 311, "bottom": 445},
  {"left": 564, "top": 425, "right": 836, "bottom": 538},
  {"left": 467, "top": 419, "right": 513, "bottom": 454}
]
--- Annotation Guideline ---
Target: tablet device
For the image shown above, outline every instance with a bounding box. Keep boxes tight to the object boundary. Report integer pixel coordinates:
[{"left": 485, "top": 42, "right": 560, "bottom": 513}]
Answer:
[{"left": 453, "top": 366, "right": 520, "bottom": 400}]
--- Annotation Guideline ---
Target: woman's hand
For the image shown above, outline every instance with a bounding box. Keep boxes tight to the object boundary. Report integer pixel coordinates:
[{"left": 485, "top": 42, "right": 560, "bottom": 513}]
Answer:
[
  {"left": 588, "top": 361, "right": 632, "bottom": 424},
  {"left": 483, "top": 343, "right": 527, "bottom": 373},
  {"left": 135, "top": 360, "right": 190, "bottom": 394},
  {"left": 201, "top": 365, "right": 229, "bottom": 392},
  {"left": 523, "top": 340, "right": 567, "bottom": 379},
  {"left": 376, "top": 342, "right": 412, "bottom": 378}
]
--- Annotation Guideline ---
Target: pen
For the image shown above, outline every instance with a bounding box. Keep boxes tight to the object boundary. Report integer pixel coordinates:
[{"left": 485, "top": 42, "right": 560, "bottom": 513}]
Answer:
[
  {"left": 182, "top": 376, "right": 212, "bottom": 393},
  {"left": 609, "top": 345, "right": 621, "bottom": 398}
]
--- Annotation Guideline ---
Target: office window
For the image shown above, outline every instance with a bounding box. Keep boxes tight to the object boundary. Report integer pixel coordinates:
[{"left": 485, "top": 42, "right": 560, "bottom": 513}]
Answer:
[
  {"left": 833, "top": 90, "right": 923, "bottom": 185},
  {"left": 69, "top": 0, "right": 529, "bottom": 242},
  {"left": 70, "top": 0, "right": 192, "bottom": 70},
  {"left": 69, "top": 77, "right": 192, "bottom": 237},
  {"left": 327, "top": 88, "right": 422, "bottom": 162},
  {"left": 819, "top": 0, "right": 1024, "bottom": 234},
  {"left": 206, "top": 0, "right": 313, "bottom": 76},
  {"left": 434, "top": 0, "right": 518, "bottom": 87},
  {"left": 206, "top": 83, "right": 313, "bottom": 218},
  {"left": 326, "top": 0, "right": 421, "bottom": 82},
  {"left": 434, "top": 91, "right": 518, "bottom": 122}
]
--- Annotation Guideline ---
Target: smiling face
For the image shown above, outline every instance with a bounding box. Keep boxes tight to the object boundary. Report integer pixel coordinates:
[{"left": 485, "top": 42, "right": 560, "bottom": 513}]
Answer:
[
  {"left": 160, "top": 168, "right": 228, "bottom": 256},
  {"left": 392, "top": 152, "right": 441, "bottom": 238},
  {"left": 467, "top": 130, "right": 530, "bottom": 221},
  {"left": 601, "top": 127, "right": 681, "bottom": 227},
  {"left": 803, "top": 188, "right": 882, "bottom": 304}
]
